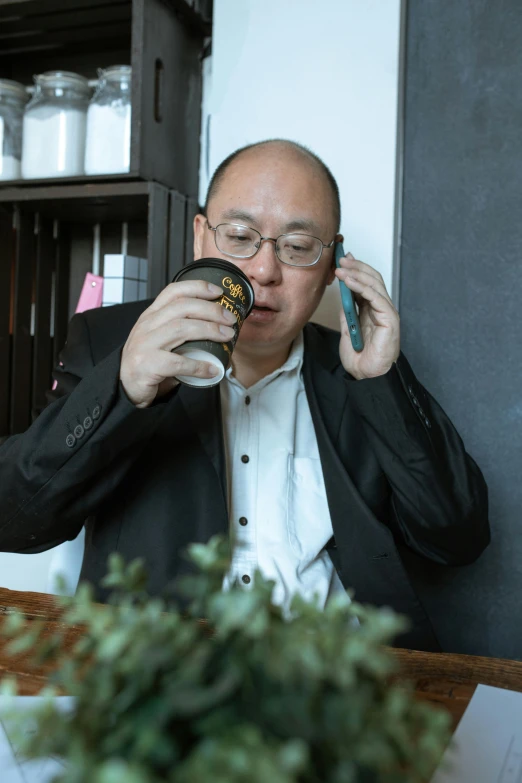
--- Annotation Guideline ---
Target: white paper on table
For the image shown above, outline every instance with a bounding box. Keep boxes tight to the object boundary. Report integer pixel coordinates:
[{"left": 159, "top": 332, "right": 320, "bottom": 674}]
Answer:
[
  {"left": 0, "top": 696, "right": 74, "bottom": 783},
  {"left": 431, "top": 684, "right": 522, "bottom": 783}
]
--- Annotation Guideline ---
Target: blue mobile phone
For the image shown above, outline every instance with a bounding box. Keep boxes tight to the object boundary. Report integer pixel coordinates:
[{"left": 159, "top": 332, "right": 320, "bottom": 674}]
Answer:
[{"left": 335, "top": 242, "right": 364, "bottom": 352}]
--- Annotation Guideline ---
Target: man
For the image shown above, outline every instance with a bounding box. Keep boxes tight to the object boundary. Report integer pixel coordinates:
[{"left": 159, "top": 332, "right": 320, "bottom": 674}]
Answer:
[{"left": 0, "top": 140, "right": 489, "bottom": 650}]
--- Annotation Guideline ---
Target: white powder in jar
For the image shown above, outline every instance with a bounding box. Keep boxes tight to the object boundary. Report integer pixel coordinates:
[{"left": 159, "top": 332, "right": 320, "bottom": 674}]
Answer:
[
  {"left": 0, "top": 114, "right": 21, "bottom": 180},
  {"left": 84, "top": 102, "right": 131, "bottom": 175},
  {"left": 21, "top": 106, "right": 86, "bottom": 178}
]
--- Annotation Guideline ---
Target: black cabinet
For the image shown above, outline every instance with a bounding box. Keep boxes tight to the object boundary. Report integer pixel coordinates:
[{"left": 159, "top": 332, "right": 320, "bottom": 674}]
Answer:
[
  {"left": 0, "top": 0, "right": 211, "bottom": 437},
  {"left": 0, "top": 182, "right": 198, "bottom": 434},
  {"left": 0, "top": 0, "right": 211, "bottom": 195}
]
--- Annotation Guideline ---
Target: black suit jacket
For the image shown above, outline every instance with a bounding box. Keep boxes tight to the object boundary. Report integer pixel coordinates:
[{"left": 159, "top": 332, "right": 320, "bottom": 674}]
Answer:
[{"left": 0, "top": 301, "right": 490, "bottom": 650}]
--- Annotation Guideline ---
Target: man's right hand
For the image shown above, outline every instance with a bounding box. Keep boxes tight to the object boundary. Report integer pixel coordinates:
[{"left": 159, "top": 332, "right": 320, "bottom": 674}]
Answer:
[{"left": 120, "top": 280, "right": 237, "bottom": 408}]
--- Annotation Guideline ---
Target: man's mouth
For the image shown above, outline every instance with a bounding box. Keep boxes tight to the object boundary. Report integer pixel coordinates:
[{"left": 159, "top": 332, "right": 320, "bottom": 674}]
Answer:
[{"left": 247, "top": 303, "right": 278, "bottom": 322}]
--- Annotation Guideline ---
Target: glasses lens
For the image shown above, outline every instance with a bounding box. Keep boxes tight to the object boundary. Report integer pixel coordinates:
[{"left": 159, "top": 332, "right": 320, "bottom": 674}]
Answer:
[
  {"left": 277, "top": 234, "right": 322, "bottom": 266},
  {"left": 216, "top": 224, "right": 258, "bottom": 258}
]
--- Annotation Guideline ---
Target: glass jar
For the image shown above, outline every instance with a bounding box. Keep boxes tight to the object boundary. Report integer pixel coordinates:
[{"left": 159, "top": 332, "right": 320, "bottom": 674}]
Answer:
[
  {"left": 84, "top": 65, "right": 132, "bottom": 175},
  {"left": 21, "top": 71, "right": 90, "bottom": 179},
  {"left": 0, "top": 79, "right": 27, "bottom": 181}
]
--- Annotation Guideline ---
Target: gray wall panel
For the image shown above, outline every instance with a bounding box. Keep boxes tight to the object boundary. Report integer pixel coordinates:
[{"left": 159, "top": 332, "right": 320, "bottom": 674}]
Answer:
[{"left": 400, "top": 0, "right": 522, "bottom": 657}]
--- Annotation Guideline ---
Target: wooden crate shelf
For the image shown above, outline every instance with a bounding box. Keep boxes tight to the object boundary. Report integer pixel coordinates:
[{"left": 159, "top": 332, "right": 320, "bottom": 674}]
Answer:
[
  {"left": 0, "top": 0, "right": 209, "bottom": 438},
  {"left": 0, "top": 0, "right": 210, "bottom": 197},
  {"left": 0, "top": 183, "right": 199, "bottom": 437},
  {"left": 0, "top": 180, "right": 152, "bottom": 223}
]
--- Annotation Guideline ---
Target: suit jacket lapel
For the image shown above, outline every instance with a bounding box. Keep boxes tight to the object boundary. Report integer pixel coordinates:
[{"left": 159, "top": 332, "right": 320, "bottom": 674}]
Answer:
[
  {"left": 303, "top": 323, "right": 389, "bottom": 566},
  {"left": 176, "top": 383, "right": 228, "bottom": 514},
  {"left": 303, "top": 323, "right": 347, "bottom": 445}
]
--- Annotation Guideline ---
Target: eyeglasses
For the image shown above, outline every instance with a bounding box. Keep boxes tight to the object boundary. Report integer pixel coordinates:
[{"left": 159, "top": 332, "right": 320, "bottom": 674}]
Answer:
[{"left": 207, "top": 221, "right": 335, "bottom": 267}]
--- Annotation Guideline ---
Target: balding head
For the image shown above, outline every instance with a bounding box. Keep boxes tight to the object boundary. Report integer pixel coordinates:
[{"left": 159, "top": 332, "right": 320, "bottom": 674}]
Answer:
[{"left": 204, "top": 139, "right": 341, "bottom": 234}]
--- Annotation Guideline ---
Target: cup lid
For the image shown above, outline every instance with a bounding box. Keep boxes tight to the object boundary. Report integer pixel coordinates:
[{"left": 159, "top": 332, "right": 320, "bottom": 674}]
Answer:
[{"left": 174, "top": 258, "right": 255, "bottom": 314}]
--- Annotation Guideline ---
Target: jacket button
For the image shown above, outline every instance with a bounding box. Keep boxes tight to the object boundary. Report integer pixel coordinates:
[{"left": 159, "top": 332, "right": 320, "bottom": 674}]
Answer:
[
  {"left": 412, "top": 396, "right": 420, "bottom": 407},
  {"left": 92, "top": 405, "right": 101, "bottom": 420},
  {"left": 239, "top": 517, "right": 248, "bottom": 526},
  {"left": 83, "top": 416, "right": 93, "bottom": 430},
  {"left": 241, "top": 454, "right": 249, "bottom": 464},
  {"left": 66, "top": 434, "right": 76, "bottom": 448},
  {"left": 74, "top": 424, "right": 84, "bottom": 439},
  {"left": 424, "top": 417, "right": 432, "bottom": 428},
  {"left": 241, "top": 574, "right": 251, "bottom": 584}
]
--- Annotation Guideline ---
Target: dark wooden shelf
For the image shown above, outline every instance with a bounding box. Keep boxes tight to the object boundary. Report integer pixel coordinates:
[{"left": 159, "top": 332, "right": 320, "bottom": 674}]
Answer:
[
  {"left": 0, "top": 172, "right": 140, "bottom": 191},
  {"left": 0, "top": 0, "right": 131, "bottom": 60},
  {"left": 0, "top": 0, "right": 208, "bottom": 197},
  {"left": 0, "top": 0, "right": 211, "bottom": 59},
  {"left": 0, "top": 179, "right": 153, "bottom": 222},
  {"left": 0, "top": 0, "right": 206, "bottom": 438}
]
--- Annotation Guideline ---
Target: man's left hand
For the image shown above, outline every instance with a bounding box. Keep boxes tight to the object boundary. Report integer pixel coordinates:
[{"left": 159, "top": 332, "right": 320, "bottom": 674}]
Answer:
[{"left": 335, "top": 253, "right": 400, "bottom": 380}]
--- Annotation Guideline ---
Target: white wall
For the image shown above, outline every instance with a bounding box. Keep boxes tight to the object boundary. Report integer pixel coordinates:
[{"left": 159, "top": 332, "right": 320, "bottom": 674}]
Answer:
[
  {"left": 0, "top": 550, "right": 54, "bottom": 593},
  {"left": 0, "top": 532, "right": 84, "bottom": 594},
  {"left": 200, "top": 0, "right": 403, "bottom": 326}
]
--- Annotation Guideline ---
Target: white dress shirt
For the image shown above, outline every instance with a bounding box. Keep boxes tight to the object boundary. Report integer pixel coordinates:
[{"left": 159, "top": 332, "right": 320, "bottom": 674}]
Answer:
[{"left": 220, "top": 331, "right": 346, "bottom": 611}]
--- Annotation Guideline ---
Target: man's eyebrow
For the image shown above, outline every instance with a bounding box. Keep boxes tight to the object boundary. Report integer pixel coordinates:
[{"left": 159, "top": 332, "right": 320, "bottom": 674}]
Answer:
[
  {"left": 220, "top": 209, "right": 322, "bottom": 236},
  {"left": 221, "top": 209, "right": 259, "bottom": 225},
  {"left": 283, "top": 218, "right": 321, "bottom": 235}
]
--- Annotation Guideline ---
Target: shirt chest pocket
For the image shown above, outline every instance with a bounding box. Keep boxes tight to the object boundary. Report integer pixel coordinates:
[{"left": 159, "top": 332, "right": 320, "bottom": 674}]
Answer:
[{"left": 286, "top": 454, "right": 334, "bottom": 563}]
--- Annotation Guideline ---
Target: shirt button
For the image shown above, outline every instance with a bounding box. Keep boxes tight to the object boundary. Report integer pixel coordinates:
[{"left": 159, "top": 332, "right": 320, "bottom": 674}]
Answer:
[
  {"left": 83, "top": 416, "right": 93, "bottom": 430},
  {"left": 241, "top": 574, "right": 251, "bottom": 584},
  {"left": 73, "top": 424, "right": 84, "bottom": 439},
  {"left": 239, "top": 517, "right": 248, "bottom": 526},
  {"left": 65, "top": 434, "right": 76, "bottom": 448},
  {"left": 241, "top": 454, "right": 250, "bottom": 464},
  {"left": 412, "top": 396, "right": 420, "bottom": 407},
  {"left": 245, "top": 396, "right": 251, "bottom": 405},
  {"left": 92, "top": 405, "right": 101, "bottom": 420}
]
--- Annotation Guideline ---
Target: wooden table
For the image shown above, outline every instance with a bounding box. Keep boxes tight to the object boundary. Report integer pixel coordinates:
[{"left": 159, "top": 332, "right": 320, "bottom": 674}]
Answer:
[
  {"left": 394, "top": 646, "right": 522, "bottom": 726},
  {"left": 1, "top": 587, "right": 522, "bottom": 729}
]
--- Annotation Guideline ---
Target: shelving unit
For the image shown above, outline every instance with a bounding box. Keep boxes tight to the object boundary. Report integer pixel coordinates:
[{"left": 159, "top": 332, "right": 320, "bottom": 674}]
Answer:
[
  {"left": 0, "top": 0, "right": 211, "bottom": 437},
  {"left": 0, "top": 0, "right": 211, "bottom": 194}
]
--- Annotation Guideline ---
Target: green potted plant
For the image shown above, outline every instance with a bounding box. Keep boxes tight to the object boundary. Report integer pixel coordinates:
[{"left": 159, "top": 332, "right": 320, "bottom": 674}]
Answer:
[{"left": 1, "top": 536, "right": 450, "bottom": 782}]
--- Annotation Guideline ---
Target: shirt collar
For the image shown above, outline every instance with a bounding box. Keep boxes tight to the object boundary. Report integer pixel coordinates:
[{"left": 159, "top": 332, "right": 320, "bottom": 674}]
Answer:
[{"left": 226, "top": 330, "right": 304, "bottom": 392}]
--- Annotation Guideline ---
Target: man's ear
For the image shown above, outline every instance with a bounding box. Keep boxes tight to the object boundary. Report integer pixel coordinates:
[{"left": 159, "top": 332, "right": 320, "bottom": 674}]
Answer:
[
  {"left": 326, "top": 232, "right": 344, "bottom": 286},
  {"left": 193, "top": 213, "right": 207, "bottom": 260}
]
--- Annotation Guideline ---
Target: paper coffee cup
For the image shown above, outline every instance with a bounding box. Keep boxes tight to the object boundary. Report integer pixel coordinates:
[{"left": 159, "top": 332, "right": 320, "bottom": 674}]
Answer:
[{"left": 172, "top": 259, "right": 255, "bottom": 387}]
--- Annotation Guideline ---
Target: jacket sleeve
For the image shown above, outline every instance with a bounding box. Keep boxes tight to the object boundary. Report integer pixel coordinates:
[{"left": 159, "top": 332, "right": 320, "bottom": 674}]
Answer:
[
  {"left": 0, "top": 312, "right": 174, "bottom": 553},
  {"left": 344, "top": 353, "right": 490, "bottom": 566}
]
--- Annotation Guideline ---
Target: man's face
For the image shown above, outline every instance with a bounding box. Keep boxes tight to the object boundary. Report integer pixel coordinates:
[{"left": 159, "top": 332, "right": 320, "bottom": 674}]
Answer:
[{"left": 193, "top": 147, "right": 338, "bottom": 352}]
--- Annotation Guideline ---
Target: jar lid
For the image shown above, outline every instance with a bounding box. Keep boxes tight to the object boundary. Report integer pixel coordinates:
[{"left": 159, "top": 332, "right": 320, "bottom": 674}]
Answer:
[
  {"left": 0, "top": 78, "right": 28, "bottom": 102},
  {"left": 99, "top": 65, "right": 132, "bottom": 81},
  {"left": 35, "top": 71, "right": 90, "bottom": 93}
]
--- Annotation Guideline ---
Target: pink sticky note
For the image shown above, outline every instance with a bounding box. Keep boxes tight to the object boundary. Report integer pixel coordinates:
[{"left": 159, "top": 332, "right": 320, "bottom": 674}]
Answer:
[{"left": 76, "top": 273, "right": 104, "bottom": 314}]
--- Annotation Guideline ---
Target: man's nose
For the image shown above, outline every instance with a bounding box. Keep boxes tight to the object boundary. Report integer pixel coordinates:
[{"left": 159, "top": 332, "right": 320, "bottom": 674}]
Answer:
[{"left": 247, "top": 239, "right": 283, "bottom": 286}]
